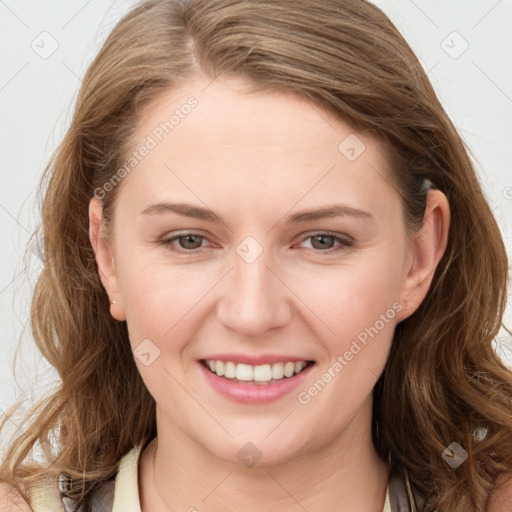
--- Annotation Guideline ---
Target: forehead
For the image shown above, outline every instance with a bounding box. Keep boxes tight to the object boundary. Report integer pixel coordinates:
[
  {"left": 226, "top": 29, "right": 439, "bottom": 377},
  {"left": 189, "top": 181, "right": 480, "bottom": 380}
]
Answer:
[
  {"left": 117, "top": 75, "right": 398, "bottom": 221},
  {"left": 131, "top": 74, "right": 387, "bottom": 158}
]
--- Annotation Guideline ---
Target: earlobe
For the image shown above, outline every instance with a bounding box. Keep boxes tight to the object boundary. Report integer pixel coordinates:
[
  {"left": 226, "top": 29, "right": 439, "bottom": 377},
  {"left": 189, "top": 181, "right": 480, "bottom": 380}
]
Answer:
[
  {"left": 396, "top": 189, "right": 450, "bottom": 322},
  {"left": 88, "top": 197, "right": 126, "bottom": 321}
]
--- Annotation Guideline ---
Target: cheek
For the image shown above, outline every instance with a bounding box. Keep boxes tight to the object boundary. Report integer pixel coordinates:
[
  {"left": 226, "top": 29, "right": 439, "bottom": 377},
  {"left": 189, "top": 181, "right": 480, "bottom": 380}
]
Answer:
[
  {"left": 119, "top": 260, "right": 209, "bottom": 345},
  {"left": 291, "top": 257, "right": 403, "bottom": 421},
  {"left": 116, "top": 260, "right": 207, "bottom": 406},
  {"left": 290, "top": 247, "right": 406, "bottom": 340}
]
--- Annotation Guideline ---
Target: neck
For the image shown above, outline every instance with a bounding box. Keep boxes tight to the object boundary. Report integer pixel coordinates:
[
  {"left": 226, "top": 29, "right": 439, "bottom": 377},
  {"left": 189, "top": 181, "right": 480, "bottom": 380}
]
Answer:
[{"left": 139, "top": 399, "right": 389, "bottom": 512}]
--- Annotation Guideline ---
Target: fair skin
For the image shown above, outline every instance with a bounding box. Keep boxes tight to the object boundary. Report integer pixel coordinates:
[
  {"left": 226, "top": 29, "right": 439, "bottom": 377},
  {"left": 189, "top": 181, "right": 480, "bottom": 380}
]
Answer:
[
  {"left": 86, "top": 75, "right": 450, "bottom": 511},
  {"left": 2, "top": 76, "right": 510, "bottom": 512}
]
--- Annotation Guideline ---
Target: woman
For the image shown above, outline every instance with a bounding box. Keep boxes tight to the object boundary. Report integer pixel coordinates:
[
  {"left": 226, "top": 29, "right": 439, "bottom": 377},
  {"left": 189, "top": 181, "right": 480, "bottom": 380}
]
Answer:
[{"left": 1, "top": 0, "right": 511, "bottom": 510}]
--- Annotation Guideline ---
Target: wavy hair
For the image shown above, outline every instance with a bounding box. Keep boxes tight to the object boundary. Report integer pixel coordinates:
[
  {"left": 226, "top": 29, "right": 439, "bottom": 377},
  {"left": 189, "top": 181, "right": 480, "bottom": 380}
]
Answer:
[{"left": 1, "top": 0, "right": 511, "bottom": 510}]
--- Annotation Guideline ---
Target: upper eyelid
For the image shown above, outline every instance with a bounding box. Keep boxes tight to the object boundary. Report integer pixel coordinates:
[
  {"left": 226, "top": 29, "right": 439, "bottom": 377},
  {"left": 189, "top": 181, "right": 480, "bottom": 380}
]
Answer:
[{"left": 160, "top": 230, "right": 352, "bottom": 240}]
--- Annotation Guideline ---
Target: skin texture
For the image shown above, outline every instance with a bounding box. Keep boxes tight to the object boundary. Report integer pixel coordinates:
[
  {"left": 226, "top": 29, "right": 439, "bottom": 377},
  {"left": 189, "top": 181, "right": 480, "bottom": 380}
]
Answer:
[
  {"left": 0, "top": 484, "right": 32, "bottom": 512},
  {"left": 89, "top": 75, "right": 450, "bottom": 511}
]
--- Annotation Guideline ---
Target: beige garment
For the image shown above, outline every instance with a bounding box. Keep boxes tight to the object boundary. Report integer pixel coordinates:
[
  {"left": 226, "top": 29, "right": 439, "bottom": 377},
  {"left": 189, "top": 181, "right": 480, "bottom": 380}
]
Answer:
[
  {"left": 29, "top": 445, "right": 392, "bottom": 511},
  {"left": 27, "top": 474, "right": 65, "bottom": 512},
  {"left": 111, "top": 446, "right": 142, "bottom": 512}
]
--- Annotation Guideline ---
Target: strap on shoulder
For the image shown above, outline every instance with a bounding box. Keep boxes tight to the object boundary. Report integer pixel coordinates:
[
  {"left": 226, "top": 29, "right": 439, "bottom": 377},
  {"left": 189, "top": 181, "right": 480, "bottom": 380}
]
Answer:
[
  {"left": 57, "top": 473, "right": 115, "bottom": 512},
  {"left": 86, "top": 480, "right": 115, "bottom": 512},
  {"left": 389, "top": 467, "right": 426, "bottom": 512}
]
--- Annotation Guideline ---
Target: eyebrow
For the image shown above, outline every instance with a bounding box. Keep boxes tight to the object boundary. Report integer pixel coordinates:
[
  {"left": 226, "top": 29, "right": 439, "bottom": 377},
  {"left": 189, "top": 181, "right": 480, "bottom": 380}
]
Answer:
[{"left": 140, "top": 202, "right": 373, "bottom": 224}]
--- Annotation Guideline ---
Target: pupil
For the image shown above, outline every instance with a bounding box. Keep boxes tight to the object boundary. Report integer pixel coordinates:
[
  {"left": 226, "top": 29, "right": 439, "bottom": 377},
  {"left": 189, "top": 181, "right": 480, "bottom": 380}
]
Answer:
[
  {"left": 181, "top": 235, "right": 201, "bottom": 249},
  {"left": 313, "top": 235, "right": 333, "bottom": 249}
]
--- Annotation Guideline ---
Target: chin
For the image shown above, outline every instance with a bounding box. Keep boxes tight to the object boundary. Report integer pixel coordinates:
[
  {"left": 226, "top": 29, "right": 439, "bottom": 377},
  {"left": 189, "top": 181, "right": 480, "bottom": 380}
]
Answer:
[{"left": 196, "top": 428, "right": 316, "bottom": 469}]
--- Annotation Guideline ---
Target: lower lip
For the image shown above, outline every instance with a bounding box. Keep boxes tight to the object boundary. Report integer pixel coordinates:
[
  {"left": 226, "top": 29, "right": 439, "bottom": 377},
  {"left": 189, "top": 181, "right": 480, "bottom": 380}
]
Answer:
[{"left": 199, "top": 361, "right": 314, "bottom": 404}]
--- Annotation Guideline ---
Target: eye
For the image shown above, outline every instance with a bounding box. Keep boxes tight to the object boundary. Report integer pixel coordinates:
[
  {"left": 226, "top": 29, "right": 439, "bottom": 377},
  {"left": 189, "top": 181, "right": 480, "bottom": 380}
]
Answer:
[
  {"left": 159, "top": 232, "right": 210, "bottom": 253},
  {"left": 296, "top": 232, "right": 353, "bottom": 253},
  {"left": 158, "top": 231, "right": 353, "bottom": 255}
]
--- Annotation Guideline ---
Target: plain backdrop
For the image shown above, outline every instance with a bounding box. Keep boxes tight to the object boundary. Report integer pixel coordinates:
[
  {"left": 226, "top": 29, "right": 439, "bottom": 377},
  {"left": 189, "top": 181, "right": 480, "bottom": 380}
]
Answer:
[{"left": 1, "top": 1, "right": 511, "bottom": 427}]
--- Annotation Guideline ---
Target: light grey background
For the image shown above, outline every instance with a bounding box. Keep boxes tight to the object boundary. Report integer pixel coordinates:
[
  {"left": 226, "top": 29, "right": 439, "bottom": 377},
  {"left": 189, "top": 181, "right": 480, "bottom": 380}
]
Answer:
[{"left": 1, "top": 1, "right": 511, "bottom": 421}]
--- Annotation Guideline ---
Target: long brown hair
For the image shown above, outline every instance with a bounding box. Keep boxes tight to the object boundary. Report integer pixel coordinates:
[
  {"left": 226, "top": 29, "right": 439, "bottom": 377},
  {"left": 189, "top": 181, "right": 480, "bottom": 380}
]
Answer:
[{"left": 1, "top": 1, "right": 511, "bottom": 510}]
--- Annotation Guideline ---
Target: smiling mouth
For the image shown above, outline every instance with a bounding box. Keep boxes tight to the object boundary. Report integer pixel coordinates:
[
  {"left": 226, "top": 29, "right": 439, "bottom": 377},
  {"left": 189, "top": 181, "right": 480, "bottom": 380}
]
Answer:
[{"left": 201, "top": 359, "right": 315, "bottom": 385}]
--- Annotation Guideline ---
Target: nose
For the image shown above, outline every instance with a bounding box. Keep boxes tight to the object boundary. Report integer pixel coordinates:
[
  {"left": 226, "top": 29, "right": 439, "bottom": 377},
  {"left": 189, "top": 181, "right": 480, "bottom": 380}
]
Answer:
[{"left": 216, "top": 244, "right": 293, "bottom": 338}]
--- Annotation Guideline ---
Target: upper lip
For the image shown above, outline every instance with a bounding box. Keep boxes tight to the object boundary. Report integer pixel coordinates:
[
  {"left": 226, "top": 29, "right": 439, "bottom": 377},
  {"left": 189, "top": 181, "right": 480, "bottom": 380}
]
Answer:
[{"left": 200, "top": 354, "right": 315, "bottom": 365}]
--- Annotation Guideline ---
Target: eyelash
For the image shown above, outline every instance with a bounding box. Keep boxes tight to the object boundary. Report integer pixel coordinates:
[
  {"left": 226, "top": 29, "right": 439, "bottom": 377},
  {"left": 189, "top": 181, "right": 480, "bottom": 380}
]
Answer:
[{"left": 158, "top": 231, "right": 353, "bottom": 255}]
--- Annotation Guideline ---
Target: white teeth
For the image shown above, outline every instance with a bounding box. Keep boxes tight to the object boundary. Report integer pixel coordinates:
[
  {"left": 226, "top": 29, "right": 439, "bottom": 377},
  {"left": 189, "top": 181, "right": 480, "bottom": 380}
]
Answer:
[
  {"left": 215, "top": 360, "right": 225, "bottom": 377},
  {"left": 253, "top": 364, "right": 272, "bottom": 382},
  {"left": 224, "top": 361, "right": 236, "bottom": 379},
  {"left": 284, "top": 362, "right": 295, "bottom": 378},
  {"left": 205, "top": 359, "right": 310, "bottom": 382},
  {"left": 295, "top": 361, "right": 306, "bottom": 373},
  {"left": 236, "top": 363, "right": 253, "bottom": 381},
  {"left": 271, "top": 363, "right": 284, "bottom": 380}
]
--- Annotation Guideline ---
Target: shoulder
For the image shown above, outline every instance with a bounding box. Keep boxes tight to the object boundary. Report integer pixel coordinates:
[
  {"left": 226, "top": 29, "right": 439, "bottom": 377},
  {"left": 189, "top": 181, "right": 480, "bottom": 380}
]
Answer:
[
  {"left": 0, "top": 483, "right": 32, "bottom": 512},
  {"left": 1, "top": 445, "right": 143, "bottom": 512},
  {"left": 487, "top": 472, "right": 512, "bottom": 512}
]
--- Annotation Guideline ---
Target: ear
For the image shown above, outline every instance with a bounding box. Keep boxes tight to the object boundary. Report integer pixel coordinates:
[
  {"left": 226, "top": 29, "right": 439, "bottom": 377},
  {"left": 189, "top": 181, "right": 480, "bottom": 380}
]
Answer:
[
  {"left": 396, "top": 189, "right": 450, "bottom": 322},
  {"left": 89, "top": 197, "right": 126, "bottom": 321}
]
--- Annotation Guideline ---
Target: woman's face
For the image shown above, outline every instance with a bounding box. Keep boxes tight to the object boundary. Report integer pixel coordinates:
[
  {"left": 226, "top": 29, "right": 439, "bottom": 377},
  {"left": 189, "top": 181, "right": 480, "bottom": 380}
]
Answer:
[{"left": 90, "top": 75, "right": 444, "bottom": 466}]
